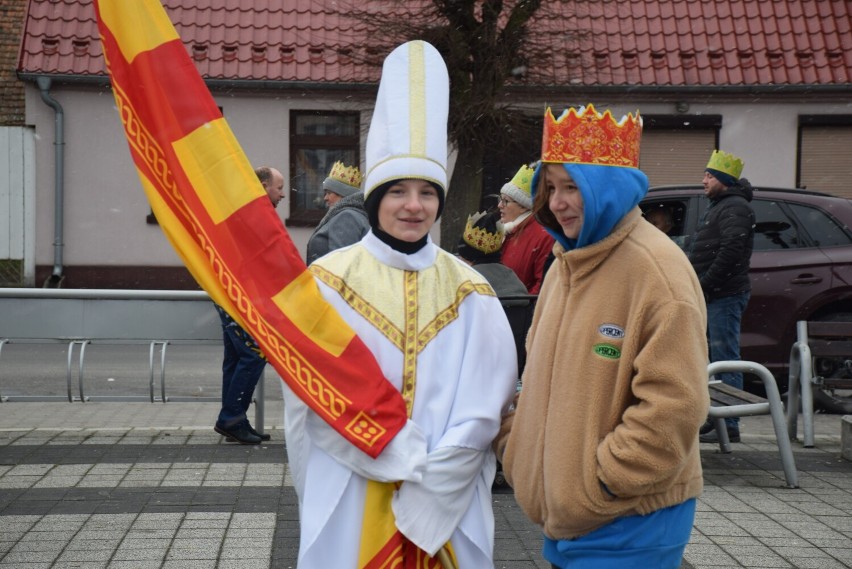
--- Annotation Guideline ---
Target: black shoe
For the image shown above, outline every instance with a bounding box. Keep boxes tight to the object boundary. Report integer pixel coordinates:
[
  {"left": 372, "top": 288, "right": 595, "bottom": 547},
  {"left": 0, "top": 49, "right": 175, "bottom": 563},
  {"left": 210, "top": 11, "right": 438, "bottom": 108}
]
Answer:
[
  {"left": 214, "top": 423, "right": 262, "bottom": 445},
  {"left": 699, "top": 420, "right": 715, "bottom": 435},
  {"left": 248, "top": 424, "right": 271, "bottom": 441},
  {"left": 699, "top": 426, "right": 740, "bottom": 444}
]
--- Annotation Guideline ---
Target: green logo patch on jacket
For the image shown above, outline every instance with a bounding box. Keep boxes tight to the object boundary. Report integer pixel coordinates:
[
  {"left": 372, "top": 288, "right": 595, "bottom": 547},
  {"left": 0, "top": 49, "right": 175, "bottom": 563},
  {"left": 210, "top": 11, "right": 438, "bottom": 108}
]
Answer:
[{"left": 593, "top": 343, "right": 621, "bottom": 359}]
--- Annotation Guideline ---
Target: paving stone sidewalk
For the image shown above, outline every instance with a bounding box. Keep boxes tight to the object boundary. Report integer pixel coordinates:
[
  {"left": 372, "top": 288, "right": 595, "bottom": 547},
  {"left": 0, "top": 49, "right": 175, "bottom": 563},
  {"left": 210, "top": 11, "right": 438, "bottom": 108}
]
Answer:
[{"left": 0, "top": 402, "right": 849, "bottom": 568}]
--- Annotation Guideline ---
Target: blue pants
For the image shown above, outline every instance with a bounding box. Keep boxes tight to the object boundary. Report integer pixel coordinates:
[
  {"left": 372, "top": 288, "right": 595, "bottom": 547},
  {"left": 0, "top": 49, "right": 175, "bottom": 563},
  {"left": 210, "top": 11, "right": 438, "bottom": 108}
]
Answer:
[
  {"left": 215, "top": 305, "right": 266, "bottom": 429},
  {"left": 545, "top": 499, "right": 696, "bottom": 569},
  {"left": 707, "top": 292, "right": 750, "bottom": 429}
]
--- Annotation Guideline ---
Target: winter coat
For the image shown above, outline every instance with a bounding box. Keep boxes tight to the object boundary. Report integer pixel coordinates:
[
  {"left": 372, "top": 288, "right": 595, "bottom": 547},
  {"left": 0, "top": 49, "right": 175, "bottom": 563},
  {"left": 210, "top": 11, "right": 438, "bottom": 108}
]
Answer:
[
  {"left": 687, "top": 180, "right": 755, "bottom": 300},
  {"left": 496, "top": 209, "right": 709, "bottom": 540},
  {"left": 501, "top": 216, "right": 555, "bottom": 294},
  {"left": 306, "top": 192, "right": 369, "bottom": 265}
]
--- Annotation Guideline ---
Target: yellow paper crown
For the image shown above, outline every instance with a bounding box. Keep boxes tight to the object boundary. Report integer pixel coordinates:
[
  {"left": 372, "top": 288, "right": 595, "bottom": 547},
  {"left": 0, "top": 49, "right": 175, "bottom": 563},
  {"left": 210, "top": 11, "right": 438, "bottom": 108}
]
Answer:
[
  {"left": 328, "top": 161, "right": 362, "bottom": 188},
  {"left": 510, "top": 165, "right": 534, "bottom": 194},
  {"left": 705, "top": 150, "right": 744, "bottom": 180},
  {"left": 462, "top": 211, "right": 505, "bottom": 255},
  {"left": 541, "top": 104, "right": 642, "bottom": 167}
]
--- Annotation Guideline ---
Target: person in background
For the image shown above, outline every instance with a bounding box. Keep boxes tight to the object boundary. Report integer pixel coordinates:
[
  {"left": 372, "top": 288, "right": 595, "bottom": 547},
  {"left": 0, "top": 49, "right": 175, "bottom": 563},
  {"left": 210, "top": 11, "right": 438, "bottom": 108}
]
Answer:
[
  {"left": 305, "top": 161, "right": 369, "bottom": 264},
  {"left": 645, "top": 205, "right": 674, "bottom": 234},
  {"left": 689, "top": 150, "right": 755, "bottom": 444},
  {"left": 645, "top": 204, "right": 686, "bottom": 247},
  {"left": 497, "top": 105, "right": 709, "bottom": 569},
  {"left": 213, "top": 166, "right": 284, "bottom": 445},
  {"left": 499, "top": 164, "right": 555, "bottom": 294},
  {"left": 456, "top": 210, "right": 528, "bottom": 299},
  {"left": 282, "top": 41, "right": 517, "bottom": 568}
]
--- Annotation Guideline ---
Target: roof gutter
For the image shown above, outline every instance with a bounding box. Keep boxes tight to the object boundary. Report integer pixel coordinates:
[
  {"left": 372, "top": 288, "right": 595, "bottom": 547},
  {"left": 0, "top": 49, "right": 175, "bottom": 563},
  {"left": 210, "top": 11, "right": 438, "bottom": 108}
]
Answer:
[
  {"left": 506, "top": 83, "right": 852, "bottom": 97},
  {"left": 17, "top": 73, "right": 379, "bottom": 93},
  {"left": 35, "top": 76, "right": 66, "bottom": 288},
  {"left": 19, "top": 72, "right": 850, "bottom": 96}
]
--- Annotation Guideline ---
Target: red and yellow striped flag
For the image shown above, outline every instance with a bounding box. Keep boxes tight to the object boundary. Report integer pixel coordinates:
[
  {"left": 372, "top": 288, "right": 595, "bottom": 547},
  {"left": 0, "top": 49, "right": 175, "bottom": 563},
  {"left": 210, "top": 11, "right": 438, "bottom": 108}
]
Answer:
[{"left": 94, "top": 0, "right": 407, "bottom": 458}]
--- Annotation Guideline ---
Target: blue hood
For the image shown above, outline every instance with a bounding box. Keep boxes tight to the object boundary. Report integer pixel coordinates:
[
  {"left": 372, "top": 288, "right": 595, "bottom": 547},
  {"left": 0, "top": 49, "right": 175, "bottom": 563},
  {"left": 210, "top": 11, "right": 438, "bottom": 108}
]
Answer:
[{"left": 532, "top": 163, "right": 649, "bottom": 250}]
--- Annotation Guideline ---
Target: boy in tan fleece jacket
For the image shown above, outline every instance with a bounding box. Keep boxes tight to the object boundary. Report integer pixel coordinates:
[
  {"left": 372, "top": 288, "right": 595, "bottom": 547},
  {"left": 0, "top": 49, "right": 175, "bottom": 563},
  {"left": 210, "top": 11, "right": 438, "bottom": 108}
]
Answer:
[{"left": 496, "top": 105, "right": 709, "bottom": 569}]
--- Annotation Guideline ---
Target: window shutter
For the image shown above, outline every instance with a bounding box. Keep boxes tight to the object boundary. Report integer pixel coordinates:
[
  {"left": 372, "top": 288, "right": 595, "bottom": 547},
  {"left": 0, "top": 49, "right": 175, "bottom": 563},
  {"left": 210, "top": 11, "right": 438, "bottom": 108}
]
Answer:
[
  {"left": 639, "top": 129, "right": 716, "bottom": 187},
  {"left": 799, "top": 126, "right": 852, "bottom": 198}
]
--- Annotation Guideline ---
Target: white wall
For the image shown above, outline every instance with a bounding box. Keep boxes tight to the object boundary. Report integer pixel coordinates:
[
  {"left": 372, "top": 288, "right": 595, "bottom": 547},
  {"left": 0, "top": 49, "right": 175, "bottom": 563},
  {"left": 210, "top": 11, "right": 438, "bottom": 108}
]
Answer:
[
  {"left": 564, "top": 98, "right": 852, "bottom": 187},
  {"left": 24, "top": 84, "right": 372, "bottom": 268},
  {"left": 25, "top": 83, "right": 852, "bottom": 274},
  {"left": 0, "top": 126, "right": 36, "bottom": 285}
]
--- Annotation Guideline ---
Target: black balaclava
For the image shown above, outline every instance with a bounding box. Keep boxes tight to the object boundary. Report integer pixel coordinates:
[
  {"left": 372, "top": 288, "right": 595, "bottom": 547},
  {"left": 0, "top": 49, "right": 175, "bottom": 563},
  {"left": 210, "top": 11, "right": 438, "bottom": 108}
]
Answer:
[{"left": 364, "top": 180, "right": 445, "bottom": 254}]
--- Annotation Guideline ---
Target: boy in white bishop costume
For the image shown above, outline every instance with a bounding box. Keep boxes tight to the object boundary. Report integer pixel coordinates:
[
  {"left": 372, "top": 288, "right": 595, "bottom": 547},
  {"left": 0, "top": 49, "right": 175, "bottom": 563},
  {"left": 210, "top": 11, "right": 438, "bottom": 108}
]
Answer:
[{"left": 281, "top": 40, "right": 518, "bottom": 568}]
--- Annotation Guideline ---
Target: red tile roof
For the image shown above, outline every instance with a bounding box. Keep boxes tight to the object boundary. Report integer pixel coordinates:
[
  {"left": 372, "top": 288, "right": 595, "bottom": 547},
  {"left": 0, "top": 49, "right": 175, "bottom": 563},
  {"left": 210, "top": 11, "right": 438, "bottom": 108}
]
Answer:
[{"left": 17, "top": 0, "right": 852, "bottom": 89}]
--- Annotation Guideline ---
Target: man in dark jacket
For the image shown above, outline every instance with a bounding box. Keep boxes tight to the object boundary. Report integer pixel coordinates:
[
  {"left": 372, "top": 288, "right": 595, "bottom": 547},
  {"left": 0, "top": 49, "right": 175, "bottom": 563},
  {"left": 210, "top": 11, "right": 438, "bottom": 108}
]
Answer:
[
  {"left": 305, "top": 161, "right": 369, "bottom": 264},
  {"left": 688, "top": 150, "right": 755, "bottom": 443}
]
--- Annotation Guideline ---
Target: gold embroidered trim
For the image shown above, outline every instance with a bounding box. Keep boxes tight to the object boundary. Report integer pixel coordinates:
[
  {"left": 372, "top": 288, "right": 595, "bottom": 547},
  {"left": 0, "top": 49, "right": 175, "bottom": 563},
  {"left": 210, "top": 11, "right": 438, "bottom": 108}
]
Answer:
[
  {"left": 312, "top": 259, "right": 495, "bottom": 419},
  {"left": 401, "top": 271, "right": 419, "bottom": 416},
  {"left": 311, "top": 265, "right": 405, "bottom": 350},
  {"left": 417, "top": 282, "right": 494, "bottom": 349}
]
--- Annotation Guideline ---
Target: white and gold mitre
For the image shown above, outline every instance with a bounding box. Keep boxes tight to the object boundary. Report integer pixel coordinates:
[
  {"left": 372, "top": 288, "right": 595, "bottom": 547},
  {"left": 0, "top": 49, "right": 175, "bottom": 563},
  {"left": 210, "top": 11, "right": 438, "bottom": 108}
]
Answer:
[{"left": 363, "top": 41, "right": 449, "bottom": 199}]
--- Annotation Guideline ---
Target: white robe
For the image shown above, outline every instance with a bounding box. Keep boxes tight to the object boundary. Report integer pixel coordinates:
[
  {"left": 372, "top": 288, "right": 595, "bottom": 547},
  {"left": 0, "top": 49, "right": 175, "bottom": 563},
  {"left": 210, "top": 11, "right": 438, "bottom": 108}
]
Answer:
[{"left": 282, "top": 231, "right": 518, "bottom": 568}]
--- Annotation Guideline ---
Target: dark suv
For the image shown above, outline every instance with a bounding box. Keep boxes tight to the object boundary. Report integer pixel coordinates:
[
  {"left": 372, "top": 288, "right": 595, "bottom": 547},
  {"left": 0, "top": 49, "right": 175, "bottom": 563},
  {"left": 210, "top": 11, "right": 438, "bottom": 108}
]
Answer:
[{"left": 640, "top": 185, "right": 852, "bottom": 412}]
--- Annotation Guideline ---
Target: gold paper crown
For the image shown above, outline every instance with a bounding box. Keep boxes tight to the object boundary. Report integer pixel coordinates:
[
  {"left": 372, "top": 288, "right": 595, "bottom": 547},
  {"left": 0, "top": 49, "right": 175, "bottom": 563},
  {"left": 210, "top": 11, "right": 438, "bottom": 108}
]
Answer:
[
  {"left": 328, "top": 161, "right": 362, "bottom": 188},
  {"left": 705, "top": 150, "right": 744, "bottom": 179},
  {"left": 462, "top": 211, "right": 505, "bottom": 255},
  {"left": 541, "top": 104, "right": 642, "bottom": 167}
]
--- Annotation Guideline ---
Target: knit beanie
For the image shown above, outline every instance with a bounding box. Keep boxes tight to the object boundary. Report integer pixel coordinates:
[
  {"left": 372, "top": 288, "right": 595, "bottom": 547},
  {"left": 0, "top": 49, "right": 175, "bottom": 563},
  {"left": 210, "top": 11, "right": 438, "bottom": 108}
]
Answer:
[{"left": 500, "top": 165, "right": 534, "bottom": 210}]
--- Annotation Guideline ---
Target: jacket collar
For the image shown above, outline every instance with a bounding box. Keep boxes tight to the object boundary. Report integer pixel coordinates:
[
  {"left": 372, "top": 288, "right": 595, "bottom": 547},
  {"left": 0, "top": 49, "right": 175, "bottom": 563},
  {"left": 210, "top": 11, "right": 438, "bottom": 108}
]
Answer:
[{"left": 551, "top": 207, "right": 643, "bottom": 280}]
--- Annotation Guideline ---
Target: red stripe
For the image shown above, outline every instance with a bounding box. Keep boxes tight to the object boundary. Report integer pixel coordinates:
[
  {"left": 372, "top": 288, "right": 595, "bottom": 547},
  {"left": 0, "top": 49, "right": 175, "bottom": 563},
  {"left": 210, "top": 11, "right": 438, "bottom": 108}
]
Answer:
[
  {"left": 108, "top": 38, "right": 221, "bottom": 142},
  {"left": 94, "top": 0, "right": 408, "bottom": 458}
]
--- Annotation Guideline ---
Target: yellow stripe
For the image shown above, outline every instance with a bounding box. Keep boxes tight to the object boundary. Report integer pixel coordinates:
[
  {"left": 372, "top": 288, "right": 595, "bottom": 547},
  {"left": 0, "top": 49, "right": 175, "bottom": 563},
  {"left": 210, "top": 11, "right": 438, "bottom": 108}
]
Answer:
[
  {"left": 408, "top": 41, "right": 426, "bottom": 155},
  {"left": 98, "top": 0, "right": 180, "bottom": 63},
  {"left": 358, "top": 481, "right": 399, "bottom": 568},
  {"left": 310, "top": 264, "right": 405, "bottom": 350},
  {"left": 137, "top": 170, "right": 235, "bottom": 316},
  {"left": 401, "top": 271, "right": 418, "bottom": 416},
  {"left": 172, "top": 118, "right": 265, "bottom": 224},
  {"left": 271, "top": 271, "right": 355, "bottom": 357},
  {"left": 141, "top": 167, "right": 356, "bottom": 424}
]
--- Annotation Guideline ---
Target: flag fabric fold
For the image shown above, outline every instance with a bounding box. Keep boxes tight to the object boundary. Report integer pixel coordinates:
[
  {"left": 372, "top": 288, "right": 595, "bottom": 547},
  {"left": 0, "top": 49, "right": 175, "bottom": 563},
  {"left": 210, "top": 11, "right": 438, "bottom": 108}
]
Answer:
[{"left": 94, "top": 0, "right": 407, "bottom": 458}]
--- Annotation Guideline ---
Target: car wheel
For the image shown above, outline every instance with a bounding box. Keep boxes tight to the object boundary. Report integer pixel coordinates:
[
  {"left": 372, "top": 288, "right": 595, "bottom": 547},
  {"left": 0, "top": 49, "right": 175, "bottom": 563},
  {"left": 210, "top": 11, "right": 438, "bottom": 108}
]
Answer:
[{"left": 812, "top": 313, "right": 852, "bottom": 414}]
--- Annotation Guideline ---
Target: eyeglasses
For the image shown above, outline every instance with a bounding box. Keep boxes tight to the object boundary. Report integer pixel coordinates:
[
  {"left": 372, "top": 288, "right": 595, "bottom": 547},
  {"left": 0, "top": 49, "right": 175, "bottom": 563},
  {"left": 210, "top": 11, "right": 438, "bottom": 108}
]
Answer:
[{"left": 499, "top": 197, "right": 516, "bottom": 206}]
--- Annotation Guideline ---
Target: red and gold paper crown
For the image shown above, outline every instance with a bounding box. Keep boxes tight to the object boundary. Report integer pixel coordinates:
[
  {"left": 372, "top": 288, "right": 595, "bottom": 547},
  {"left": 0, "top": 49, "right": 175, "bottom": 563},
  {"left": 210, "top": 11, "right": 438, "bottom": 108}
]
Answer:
[
  {"left": 328, "top": 161, "right": 362, "bottom": 188},
  {"left": 541, "top": 104, "right": 642, "bottom": 168}
]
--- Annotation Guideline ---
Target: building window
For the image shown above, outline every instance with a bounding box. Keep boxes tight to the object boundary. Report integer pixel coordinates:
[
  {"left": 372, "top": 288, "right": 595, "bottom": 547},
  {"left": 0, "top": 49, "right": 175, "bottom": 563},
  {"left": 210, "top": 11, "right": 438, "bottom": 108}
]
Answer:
[
  {"left": 798, "top": 115, "right": 852, "bottom": 198},
  {"left": 288, "top": 110, "right": 360, "bottom": 225}
]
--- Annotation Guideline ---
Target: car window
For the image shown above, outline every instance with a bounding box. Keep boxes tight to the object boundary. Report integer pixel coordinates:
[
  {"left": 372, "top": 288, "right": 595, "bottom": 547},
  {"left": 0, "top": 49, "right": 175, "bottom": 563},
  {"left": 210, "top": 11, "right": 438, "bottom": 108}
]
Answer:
[
  {"left": 641, "top": 199, "right": 689, "bottom": 248},
  {"left": 751, "top": 199, "right": 800, "bottom": 250},
  {"left": 786, "top": 203, "right": 852, "bottom": 247}
]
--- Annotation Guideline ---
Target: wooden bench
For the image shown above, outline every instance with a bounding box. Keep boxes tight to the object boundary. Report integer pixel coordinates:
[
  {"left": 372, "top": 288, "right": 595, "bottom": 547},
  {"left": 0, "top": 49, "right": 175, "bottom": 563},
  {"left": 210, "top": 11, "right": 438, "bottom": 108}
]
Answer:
[
  {"left": 710, "top": 381, "right": 767, "bottom": 408},
  {"left": 787, "top": 320, "right": 852, "bottom": 448},
  {"left": 706, "top": 360, "right": 798, "bottom": 488}
]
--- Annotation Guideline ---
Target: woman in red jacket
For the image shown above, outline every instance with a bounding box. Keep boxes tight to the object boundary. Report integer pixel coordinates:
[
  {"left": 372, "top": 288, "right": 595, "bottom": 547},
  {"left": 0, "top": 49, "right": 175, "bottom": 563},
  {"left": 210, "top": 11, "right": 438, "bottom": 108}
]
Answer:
[{"left": 499, "top": 164, "right": 555, "bottom": 294}]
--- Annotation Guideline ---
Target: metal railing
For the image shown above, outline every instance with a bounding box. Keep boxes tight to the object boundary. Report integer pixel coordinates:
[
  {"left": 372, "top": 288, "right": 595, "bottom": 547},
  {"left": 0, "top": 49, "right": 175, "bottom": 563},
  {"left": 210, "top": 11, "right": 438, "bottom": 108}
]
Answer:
[{"left": 0, "top": 287, "right": 266, "bottom": 429}]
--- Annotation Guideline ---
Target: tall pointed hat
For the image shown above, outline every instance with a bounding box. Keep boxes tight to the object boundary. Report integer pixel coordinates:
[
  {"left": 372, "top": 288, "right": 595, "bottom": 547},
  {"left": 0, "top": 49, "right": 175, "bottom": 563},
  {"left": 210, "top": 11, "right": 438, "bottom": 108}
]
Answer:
[{"left": 363, "top": 41, "right": 450, "bottom": 199}]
